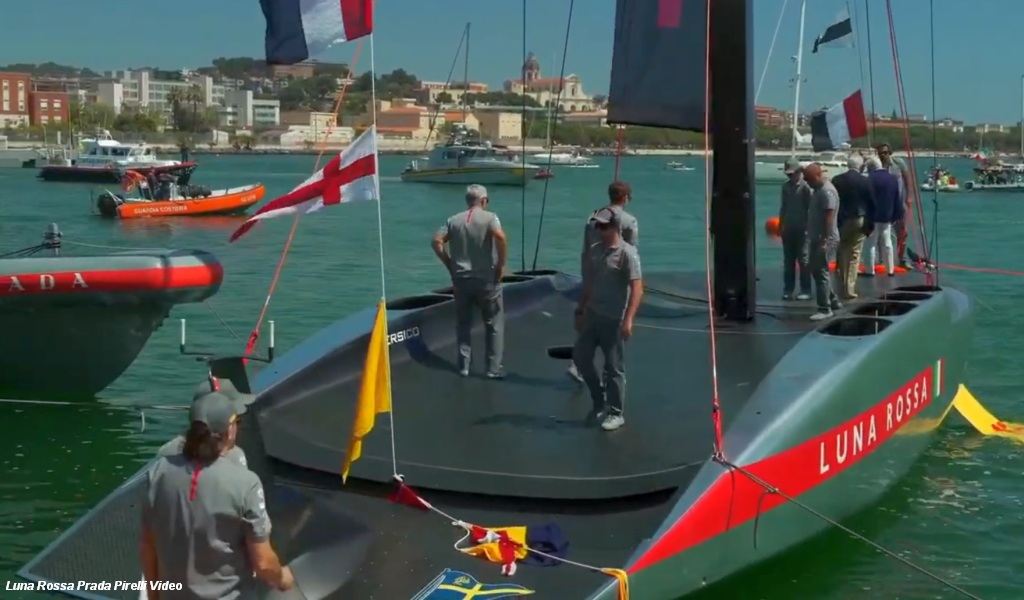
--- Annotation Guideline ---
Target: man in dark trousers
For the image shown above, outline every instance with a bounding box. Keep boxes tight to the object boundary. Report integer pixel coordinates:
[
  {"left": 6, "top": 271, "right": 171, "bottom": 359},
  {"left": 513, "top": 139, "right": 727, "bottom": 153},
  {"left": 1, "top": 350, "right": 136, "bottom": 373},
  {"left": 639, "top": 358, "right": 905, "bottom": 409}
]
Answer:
[
  {"left": 830, "top": 154, "right": 875, "bottom": 299},
  {"left": 568, "top": 181, "right": 639, "bottom": 384},
  {"left": 778, "top": 157, "right": 813, "bottom": 300},
  {"left": 802, "top": 164, "right": 842, "bottom": 321},
  {"left": 863, "top": 156, "right": 903, "bottom": 276},
  {"left": 432, "top": 184, "right": 509, "bottom": 378},
  {"left": 140, "top": 392, "right": 294, "bottom": 598},
  {"left": 574, "top": 207, "right": 643, "bottom": 432}
]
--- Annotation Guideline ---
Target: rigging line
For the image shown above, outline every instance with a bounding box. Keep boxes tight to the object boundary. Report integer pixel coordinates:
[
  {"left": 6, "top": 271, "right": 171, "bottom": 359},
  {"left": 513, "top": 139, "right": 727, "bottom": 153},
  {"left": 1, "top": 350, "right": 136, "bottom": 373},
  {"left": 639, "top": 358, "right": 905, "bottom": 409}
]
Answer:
[
  {"left": 529, "top": 0, "right": 576, "bottom": 271},
  {"left": 702, "top": 0, "right": 724, "bottom": 455},
  {"left": 612, "top": 125, "right": 625, "bottom": 181},
  {"left": 848, "top": 0, "right": 870, "bottom": 147},
  {"left": 755, "top": 0, "right": 789, "bottom": 105},
  {"left": 422, "top": 25, "right": 468, "bottom": 151},
  {"left": 715, "top": 458, "right": 984, "bottom": 600},
  {"left": 243, "top": 40, "right": 365, "bottom": 358},
  {"left": 927, "top": 0, "right": 940, "bottom": 282},
  {"left": 883, "top": 0, "right": 930, "bottom": 267},
  {"left": 520, "top": 0, "right": 528, "bottom": 272},
  {"left": 368, "top": 33, "right": 398, "bottom": 478},
  {"left": 863, "top": 0, "right": 878, "bottom": 141}
]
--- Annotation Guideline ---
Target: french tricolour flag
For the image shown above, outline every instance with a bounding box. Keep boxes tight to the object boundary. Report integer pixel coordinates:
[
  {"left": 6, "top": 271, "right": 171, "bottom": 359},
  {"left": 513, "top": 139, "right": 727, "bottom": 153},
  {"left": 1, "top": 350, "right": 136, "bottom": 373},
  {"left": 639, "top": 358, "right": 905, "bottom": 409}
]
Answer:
[
  {"left": 810, "top": 90, "right": 869, "bottom": 152},
  {"left": 230, "top": 126, "right": 379, "bottom": 242},
  {"left": 260, "top": 0, "right": 374, "bottom": 65}
]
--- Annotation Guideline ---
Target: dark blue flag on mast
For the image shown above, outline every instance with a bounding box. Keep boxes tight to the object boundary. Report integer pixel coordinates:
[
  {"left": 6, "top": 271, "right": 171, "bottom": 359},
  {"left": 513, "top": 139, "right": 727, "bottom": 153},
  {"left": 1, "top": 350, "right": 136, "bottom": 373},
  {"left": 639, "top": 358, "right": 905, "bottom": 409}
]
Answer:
[
  {"left": 607, "top": 0, "right": 709, "bottom": 132},
  {"left": 812, "top": 10, "right": 853, "bottom": 53}
]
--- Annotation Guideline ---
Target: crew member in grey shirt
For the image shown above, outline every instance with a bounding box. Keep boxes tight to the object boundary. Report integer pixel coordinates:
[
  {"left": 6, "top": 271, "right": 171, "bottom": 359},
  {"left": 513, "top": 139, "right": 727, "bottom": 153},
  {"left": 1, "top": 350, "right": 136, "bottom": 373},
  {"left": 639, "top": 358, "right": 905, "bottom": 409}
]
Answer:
[
  {"left": 432, "top": 184, "right": 509, "bottom": 378},
  {"left": 573, "top": 207, "right": 644, "bottom": 432},
  {"left": 156, "top": 377, "right": 255, "bottom": 467},
  {"left": 568, "top": 180, "right": 639, "bottom": 384},
  {"left": 802, "top": 163, "right": 842, "bottom": 321},
  {"left": 140, "top": 392, "right": 294, "bottom": 599},
  {"left": 778, "top": 157, "right": 813, "bottom": 300}
]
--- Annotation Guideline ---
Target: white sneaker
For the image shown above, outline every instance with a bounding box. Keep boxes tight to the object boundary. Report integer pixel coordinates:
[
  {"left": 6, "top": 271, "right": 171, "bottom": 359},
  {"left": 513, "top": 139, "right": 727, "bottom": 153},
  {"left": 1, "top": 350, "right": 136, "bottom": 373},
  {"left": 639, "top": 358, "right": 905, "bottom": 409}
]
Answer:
[
  {"left": 809, "top": 310, "right": 833, "bottom": 321},
  {"left": 567, "top": 363, "right": 584, "bottom": 384},
  {"left": 600, "top": 414, "right": 625, "bottom": 431},
  {"left": 796, "top": 293, "right": 811, "bottom": 300}
]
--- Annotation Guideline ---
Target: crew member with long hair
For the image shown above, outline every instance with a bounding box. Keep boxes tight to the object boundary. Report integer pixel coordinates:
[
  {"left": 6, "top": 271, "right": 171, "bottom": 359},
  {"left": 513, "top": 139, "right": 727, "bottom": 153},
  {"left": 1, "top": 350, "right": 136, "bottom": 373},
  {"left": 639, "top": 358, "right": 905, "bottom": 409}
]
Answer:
[{"left": 140, "top": 392, "right": 293, "bottom": 598}]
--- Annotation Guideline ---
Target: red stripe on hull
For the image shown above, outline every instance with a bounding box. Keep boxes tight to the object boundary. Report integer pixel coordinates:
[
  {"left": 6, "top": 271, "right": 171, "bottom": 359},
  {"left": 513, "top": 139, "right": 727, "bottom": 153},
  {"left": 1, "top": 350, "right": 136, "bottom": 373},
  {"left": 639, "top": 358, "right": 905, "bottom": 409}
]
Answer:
[
  {"left": 629, "top": 363, "right": 939, "bottom": 573},
  {"left": 0, "top": 264, "right": 223, "bottom": 296}
]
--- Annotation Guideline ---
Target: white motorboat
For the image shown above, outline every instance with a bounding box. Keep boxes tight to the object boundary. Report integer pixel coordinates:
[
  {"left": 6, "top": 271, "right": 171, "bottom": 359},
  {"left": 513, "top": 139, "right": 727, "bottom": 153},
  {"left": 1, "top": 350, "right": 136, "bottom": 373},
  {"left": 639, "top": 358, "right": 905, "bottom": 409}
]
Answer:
[
  {"left": 38, "top": 131, "right": 184, "bottom": 182},
  {"left": 755, "top": 151, "right": 847, "bottom": 183},
  {"left": 401, "top": 126, "right": 540, "bottom": 186},
  {"left": 530, "top": 147, "right": 597, "bottom": 168}
]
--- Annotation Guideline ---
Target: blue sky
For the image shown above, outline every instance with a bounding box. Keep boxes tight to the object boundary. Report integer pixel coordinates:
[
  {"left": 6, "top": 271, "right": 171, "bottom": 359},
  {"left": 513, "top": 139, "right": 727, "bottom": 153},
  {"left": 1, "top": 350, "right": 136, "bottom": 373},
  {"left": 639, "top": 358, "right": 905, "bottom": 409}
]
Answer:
[{"left": 0, "top": 0, "right": 1017, "bottom": 123}]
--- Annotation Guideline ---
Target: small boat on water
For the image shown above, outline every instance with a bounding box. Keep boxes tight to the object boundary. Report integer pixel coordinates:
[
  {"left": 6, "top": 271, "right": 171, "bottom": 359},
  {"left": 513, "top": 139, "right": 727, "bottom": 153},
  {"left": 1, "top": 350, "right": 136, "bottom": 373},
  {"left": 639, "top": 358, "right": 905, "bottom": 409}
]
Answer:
[
  {"left": 963, "top": 162, "right": 1024, "bottom": 192},
  {"left": 0, "top": 224, "right": 222, "bottom": 399},
  {"left": 921, "top": 167, "right": 960, "bottom": 192},
  {"left": 754, "top": 151, "right": 847, "bottom": 183},
  {"left": 96, "top": 167, "right": 265, "bottom": 219},
  {"left": 401, "top": 125, "right": 540, "bottom": 186},
  {"left": 38, "top": 131, "right": 194, "bottom": 184},
  {"left": 531, "top": 147, "right": 598, "bottom": 168}
]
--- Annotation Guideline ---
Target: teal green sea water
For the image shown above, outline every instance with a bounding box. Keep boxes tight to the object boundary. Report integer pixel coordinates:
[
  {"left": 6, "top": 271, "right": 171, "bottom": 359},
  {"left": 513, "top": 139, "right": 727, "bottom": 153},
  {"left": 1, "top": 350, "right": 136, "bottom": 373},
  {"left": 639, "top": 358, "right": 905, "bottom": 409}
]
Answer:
[{"left": 0, "top": 155, "right": 1021, "bottom": 599}]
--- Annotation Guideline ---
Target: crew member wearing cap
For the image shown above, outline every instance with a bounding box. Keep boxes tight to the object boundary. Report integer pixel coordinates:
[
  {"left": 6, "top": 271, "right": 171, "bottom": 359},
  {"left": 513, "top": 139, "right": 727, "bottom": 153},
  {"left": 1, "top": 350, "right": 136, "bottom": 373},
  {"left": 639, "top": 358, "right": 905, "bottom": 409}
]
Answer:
[
  {"left": 432, "top": 183, "right": 509, "bottom": 378},
  {"left": 573, "top": 207, "right": 643, "bottom": 432},
  {"left": 778, "top": 157, "right": 813, "bottom": 300},
  {"left": 156, "top": 377, "right": 255, "bottom": 467},
  {"left": 567, "top": 181, "right": 639, "bottom": 384},
  {"left": 140, "top": 392, "right": 294, "bottom": 598}
]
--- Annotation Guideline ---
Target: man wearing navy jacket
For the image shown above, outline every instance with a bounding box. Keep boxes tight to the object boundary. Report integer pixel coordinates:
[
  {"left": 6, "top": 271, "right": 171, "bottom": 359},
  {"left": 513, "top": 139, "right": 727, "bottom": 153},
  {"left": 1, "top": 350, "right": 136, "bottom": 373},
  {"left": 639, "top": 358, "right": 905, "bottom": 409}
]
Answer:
[{"left": 864, "top": 157, "right": 904, "bottom": 276}]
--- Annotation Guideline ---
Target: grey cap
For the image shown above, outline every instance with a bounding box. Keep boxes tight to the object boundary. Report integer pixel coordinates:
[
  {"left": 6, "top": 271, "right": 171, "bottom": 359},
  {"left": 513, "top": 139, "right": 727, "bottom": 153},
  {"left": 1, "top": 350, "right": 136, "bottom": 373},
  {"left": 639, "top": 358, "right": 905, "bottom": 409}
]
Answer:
[
  {"left": 193, "top": 376, "right": 256, "bottom": 413},
  {"left": 783, "top": 158, "right": 802, "bottom": 174},
  {"left": 189, "top": 392, "right": 240, "bottom": 435},
  {"left": 590, "top": 206, "right": 617, "bottom": 225}
]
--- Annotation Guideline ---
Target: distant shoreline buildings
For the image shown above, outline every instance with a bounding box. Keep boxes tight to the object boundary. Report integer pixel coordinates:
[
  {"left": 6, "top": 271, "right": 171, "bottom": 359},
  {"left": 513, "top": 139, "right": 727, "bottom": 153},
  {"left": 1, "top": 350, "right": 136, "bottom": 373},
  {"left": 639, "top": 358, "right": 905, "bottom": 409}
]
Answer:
[{"left": 1, "top": 57, "right": 1015, "bottom": 151}]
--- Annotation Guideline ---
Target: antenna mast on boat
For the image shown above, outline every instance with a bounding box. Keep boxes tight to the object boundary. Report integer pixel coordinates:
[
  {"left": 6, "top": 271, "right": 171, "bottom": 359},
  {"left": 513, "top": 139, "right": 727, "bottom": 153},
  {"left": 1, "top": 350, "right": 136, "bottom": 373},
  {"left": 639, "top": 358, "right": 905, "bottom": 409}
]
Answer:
[
  {"left": 790, "top": 0, "right": 807, "bottom": 155},
  {"left": 1019, "top": 74, "right": 1023, "bottom": 158},
  {"left": 461, "top": 22, "right": 470, "bottom": 123}
]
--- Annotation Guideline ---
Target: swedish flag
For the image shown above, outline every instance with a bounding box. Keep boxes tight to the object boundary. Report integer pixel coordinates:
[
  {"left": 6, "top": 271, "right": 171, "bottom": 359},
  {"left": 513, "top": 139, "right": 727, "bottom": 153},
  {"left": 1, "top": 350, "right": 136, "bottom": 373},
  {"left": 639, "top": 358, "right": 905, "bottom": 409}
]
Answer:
[{"left": 411, "top": 568, "right": 534, "bottom": 599}]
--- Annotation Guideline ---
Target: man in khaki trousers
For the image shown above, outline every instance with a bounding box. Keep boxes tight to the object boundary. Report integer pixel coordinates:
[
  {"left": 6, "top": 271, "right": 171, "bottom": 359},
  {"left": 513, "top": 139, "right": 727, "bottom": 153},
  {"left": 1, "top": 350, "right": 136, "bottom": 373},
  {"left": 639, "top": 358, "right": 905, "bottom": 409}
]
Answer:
[{"left": 829, "top": 155, "right": 875, "bottom": 300}]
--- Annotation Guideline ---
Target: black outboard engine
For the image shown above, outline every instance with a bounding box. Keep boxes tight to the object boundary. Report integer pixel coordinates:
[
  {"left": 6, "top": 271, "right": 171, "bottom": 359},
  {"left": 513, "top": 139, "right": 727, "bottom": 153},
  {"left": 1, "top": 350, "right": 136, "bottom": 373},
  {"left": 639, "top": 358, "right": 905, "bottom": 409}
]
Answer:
[{"left": 96, "top": 191, "right": 124, "bottom": 218}]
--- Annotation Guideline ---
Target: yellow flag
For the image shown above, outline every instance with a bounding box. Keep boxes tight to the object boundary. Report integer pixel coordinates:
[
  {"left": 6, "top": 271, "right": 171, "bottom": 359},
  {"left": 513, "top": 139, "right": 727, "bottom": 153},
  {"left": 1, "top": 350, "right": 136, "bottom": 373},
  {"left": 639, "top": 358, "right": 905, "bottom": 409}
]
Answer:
[{"left": 342, "top": 300, "right": 393, "bottom": 483}]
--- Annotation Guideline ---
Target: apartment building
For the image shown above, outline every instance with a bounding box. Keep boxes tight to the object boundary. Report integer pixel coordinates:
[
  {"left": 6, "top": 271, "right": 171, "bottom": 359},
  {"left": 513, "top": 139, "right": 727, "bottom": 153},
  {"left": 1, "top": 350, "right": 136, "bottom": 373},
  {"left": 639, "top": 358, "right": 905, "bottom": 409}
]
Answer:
[
  {"left": 94, "top": 69, "right": 280, "bottom": 127},
  {"left": 29, "top": 90, "right": 70, "bottom": 126},
  {"left": 0, "top": 72, "right": 30, "bottom": 127}
]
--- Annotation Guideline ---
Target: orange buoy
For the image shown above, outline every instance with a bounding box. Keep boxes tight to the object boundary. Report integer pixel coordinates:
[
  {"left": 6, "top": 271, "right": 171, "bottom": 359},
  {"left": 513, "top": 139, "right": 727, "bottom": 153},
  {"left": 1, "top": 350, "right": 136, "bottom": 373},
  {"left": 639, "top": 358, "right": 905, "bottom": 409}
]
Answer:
[
  {"left": 828, "top": 261, "right": 909, "bottom": 274},
  {"left": 764, "top": 216, "right": 781, "bottom": 237}
]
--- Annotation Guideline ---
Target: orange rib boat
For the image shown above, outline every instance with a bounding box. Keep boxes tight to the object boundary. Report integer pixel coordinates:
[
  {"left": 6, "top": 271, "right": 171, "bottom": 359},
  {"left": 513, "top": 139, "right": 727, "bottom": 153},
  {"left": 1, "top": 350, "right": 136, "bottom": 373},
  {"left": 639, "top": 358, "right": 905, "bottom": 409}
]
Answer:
[{"left": 97, "top": 183, "right": 265, "bottom": 219}]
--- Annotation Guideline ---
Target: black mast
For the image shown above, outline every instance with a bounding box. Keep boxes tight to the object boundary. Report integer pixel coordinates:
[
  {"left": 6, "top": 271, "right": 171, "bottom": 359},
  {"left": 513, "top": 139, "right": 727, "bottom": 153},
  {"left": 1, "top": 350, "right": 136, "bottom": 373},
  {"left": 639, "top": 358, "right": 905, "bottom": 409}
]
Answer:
[
  {"left": 709, "top": 0, "right": 756, "bottom": 320},
  {"left": 606, "top": 0, "right": 755, "bottom": 321}
]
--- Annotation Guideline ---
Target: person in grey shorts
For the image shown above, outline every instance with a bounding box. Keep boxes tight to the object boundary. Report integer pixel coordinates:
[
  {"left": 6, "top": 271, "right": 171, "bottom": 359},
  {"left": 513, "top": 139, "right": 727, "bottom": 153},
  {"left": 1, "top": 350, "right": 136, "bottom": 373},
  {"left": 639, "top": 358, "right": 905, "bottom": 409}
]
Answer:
[
  {"left": 573, "top": 207, "right": 644, "bottom": 432},
  {"left": 568, "top": 181, "right": 639, "bottom": 385},
  {"left": 778, "top": 157, "right": 813, "bottom": 300},
  {"left": 140, "top": 392, "right": 294, "bottom": 598},
  {"left": 432, "top": 184, "right": 509, "bottom": 378}
]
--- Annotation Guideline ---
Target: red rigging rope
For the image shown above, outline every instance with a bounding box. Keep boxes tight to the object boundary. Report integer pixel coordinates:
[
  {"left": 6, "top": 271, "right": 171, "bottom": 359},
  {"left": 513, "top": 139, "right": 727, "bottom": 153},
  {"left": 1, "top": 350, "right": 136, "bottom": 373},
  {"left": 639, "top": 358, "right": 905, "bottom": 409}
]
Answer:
[
  {"left": 243, "top": 40, "right": 366, "bottom": 358},
  {"left": 883, "top": 0, "right": 930, "bottom": 268},
  {"left": 702, "top": 1, "right": 724, "bottom": 455}
]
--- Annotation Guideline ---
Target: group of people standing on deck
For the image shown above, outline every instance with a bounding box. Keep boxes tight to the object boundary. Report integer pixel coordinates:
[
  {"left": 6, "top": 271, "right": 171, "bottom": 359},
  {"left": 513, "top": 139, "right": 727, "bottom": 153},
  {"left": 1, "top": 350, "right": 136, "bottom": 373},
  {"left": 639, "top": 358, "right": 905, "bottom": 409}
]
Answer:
[
  {"left": 778, "top": 143, "right": 919, "bottom": 321},
  {"left": 431, "top": 182, "right": 643, "bottom": 433}
]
